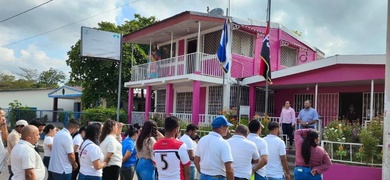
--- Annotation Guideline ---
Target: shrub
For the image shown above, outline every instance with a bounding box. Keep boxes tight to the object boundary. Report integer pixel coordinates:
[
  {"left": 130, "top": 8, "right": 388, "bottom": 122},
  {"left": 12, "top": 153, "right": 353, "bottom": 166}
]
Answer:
[
  {"left": 81, "top": 106, "right": 126, "bottom": 126},
  {"left": 7, "top": 100, "right": 37, "bottom": 127},
  {"left": 57, "top": 111, "right": 74, "bottom": 123}
]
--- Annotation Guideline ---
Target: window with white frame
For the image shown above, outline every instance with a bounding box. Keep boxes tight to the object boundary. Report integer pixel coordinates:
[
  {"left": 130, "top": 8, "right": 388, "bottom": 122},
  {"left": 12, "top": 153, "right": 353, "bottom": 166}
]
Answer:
[
  {"left": 160, "top": 43, "right": 176, "bottom": 59},
  {"left": 232, "top": 30, "right": 254, "bottom": 58},
  {"left": 208, "top": 86, "right": 223, "bottom": 114},
  {"left": 156, "top": 90, "right": 166, "bottom": 112},
  {"left": 203, "top": 30, "right": 221, "bottom": 54},
  {"left": 176, "top": 92, "right": 192, "bottom": 114},
  {"left": 280, "top": 46, "right": 298, "bottom": 67}
]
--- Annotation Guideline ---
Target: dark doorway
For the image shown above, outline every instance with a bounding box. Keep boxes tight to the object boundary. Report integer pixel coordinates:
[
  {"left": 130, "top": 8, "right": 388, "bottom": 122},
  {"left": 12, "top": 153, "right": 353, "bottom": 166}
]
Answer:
[
  {"left": 187, "top": 39, "right": 197, "bottom": 74},
  {"left": 339, "top": 93, "right": 363, "bottom": 123}
]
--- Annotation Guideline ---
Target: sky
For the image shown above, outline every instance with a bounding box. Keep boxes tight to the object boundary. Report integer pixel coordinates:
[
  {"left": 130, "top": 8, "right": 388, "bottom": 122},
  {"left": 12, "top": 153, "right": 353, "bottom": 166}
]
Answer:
[{"left": 0, "top": 0, "right": 387, "bottom": 79}]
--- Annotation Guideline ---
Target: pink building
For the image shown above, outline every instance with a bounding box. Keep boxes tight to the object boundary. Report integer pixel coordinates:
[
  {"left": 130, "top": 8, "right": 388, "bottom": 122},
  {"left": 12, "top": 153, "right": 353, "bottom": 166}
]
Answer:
[{"left": 123, "top": 11, "right": 385, "bottom": 127}]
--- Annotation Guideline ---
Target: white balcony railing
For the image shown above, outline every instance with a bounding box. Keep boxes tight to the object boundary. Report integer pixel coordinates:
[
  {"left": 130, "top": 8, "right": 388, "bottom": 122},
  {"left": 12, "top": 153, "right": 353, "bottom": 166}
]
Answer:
[
  {"left": 131, "top": 111, "right": 145, "bottom": 125},
  {"left": 149, "top": 112, "right": 166, "bottom": 120},
  {"left": 170, "top": 113, "right": 192, "bottom": 124},
  {"left": 199, "top": 114, "right": 218, "bottom": 126},
  {"left": 131, "top": 52, "right": 223, "bottom": 81}
]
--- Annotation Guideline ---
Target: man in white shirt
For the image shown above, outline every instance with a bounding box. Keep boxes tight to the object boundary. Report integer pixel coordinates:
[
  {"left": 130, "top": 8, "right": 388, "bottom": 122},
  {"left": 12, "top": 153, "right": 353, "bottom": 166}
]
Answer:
[
  {"left": 194, "top": 116, "right": 234, "bottom": 180},
  {"left": 179, "top": 123, "right": 198, "bottom": 180},
  {"left": 247, "top": 120, "right": 268, "bottom": 180},
  {"left": 264, "top": 122, "right": 290, "bottom": 180},
  {"left": 0, "top": 108, "right": 9, "bottom": 175},
  {"left": 10, "top": 125, "right": 46, "bottom": 180},
  {"left": 7, "top": 119, "right": 28, "bottom": 180},
  {"left": 227, "top": 125, "right": 259, "bottom": 180},
  {"left": 49, "top": 119, "right": 80, "bottom": 180}
]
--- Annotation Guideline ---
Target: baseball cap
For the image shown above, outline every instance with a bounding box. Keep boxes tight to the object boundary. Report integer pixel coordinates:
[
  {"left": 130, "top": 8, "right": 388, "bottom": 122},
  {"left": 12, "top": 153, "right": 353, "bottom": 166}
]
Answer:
[
  {"left": 15, "top": 120, "right": 28, "bottom": 127},
  {"left": 211, "top": 116, "right": 233, "bottom": 128}
]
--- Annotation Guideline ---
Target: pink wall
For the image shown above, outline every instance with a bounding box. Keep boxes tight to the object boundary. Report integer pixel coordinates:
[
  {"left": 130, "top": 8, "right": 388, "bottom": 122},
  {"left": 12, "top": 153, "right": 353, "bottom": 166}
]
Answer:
[
  {"left": 323, "top": 163, "right": 381, "bottom": 180},
  {"left": 199, "top": 87, "right": 206, "bottom": 114},
  {"left": 273, "top": 84, "right": 385, "bottom": 117},
  {"left": 178, "top": 39, "right": 185, "bottom": 56},
  {"left": 231, "top": 54, "right": 255, "bottom": 78}
]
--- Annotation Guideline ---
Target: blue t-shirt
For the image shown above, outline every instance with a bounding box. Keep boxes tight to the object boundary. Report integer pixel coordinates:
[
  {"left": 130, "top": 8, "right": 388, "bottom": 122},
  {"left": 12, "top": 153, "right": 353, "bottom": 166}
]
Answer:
[
  {"left": 122, "top": 137, "right": 137, "bottom": 167},
  {"left": 298, "top": 107, "right": 319, "bottom": 123}
]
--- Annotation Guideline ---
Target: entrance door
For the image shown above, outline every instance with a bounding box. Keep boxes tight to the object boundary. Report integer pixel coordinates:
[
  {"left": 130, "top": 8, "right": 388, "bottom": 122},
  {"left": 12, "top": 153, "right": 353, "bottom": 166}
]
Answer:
[
  {"left": 186, "top": 39, "right": 197, "bottom": 74},
  {"left": 339, "top": 93, "right": 363, "bottom": 123}
]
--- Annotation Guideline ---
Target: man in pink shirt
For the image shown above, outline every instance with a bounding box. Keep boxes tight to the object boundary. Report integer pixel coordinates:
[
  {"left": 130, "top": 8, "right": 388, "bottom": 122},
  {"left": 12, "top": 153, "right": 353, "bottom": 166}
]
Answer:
[{"left": 279, "top": 101, "right": 295, "bottom": 149}]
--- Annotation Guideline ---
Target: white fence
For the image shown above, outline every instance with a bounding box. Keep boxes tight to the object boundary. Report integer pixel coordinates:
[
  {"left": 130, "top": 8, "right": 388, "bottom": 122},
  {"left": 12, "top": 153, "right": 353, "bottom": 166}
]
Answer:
[
  {"left": 149, "top": 112, "right": 166, "bottom": 120},
  {"left": 170, "top": 113, "right": 192, "bottom": 124},
  {"left": 199, "top": 114, "right": 218, "bottom": 126},
  {"left": 321, "top": 140, "right": 382, "bottom": 166},
  {"left": 131, "top": 52, "right": 223, "bottom": 81},
  {"left": 131, "top": 112, "right": 145, "bottom": 125}
]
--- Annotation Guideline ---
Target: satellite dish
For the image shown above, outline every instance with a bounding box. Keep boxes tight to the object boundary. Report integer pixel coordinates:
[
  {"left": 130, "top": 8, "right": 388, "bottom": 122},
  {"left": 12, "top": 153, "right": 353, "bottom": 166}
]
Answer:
[{"left": 209, "top": 8, "right": 224, "bottom": 16}]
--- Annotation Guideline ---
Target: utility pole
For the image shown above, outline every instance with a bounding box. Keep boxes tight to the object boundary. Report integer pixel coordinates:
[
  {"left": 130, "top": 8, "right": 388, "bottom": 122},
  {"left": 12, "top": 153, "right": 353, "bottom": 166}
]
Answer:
[{"left": 382, "top": 0, "right": 390, "bottom": 179}]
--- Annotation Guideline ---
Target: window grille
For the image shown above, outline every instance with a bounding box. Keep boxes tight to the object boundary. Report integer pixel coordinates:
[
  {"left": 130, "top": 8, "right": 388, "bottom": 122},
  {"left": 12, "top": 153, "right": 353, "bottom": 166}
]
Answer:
[
  {"left": 294, "top": 94, "right": 314, "bottom": 111},
  {"left": 230, "top": 86, "right": 250, "bottom": 108},
  {"left": 203, "top": 30, "right": 221, "bottom": 54},
  {"left": 156, "top": 90, "right": 166, "bottom": 112},
  {"left": 280, "top": 46, "right": 298, "bottom": 67},
  {"left": 160, "top": 43, "right": 176, "bottom": 59},
  {"left": 232, "top": 30, "right": 254, "bottom": 58},
  {"left": 363, "top": 92, "right": 384, "bottom": 119},
  {"left": 255, "top": 88, "right": 274, "bottom": 116},
  {"left": 208, "top": 86, "right": 223, "bottom": 114},
  {"left": 176, "top": 92, "right": 192, "bottom": 113}
]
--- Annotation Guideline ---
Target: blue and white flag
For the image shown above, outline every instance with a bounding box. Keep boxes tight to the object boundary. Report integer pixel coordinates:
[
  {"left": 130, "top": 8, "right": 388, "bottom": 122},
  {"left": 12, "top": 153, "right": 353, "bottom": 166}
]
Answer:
[{"left": 217, "top": 19, "right": 231, "bottom": 73}]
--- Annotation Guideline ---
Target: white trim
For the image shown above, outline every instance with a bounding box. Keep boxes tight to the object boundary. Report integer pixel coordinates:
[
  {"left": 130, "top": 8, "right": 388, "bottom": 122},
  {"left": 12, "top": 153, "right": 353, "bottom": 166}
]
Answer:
[
  {"left": 173, "top": 89, "right": 177, "bottom": 113},
  {"left": 154, "top": 90, "right": 157, "bottom": 112},
  {"left": 242, "top": 54, "right": 386, "bottom": 85},
  {"left": 205, "top": 86, "right": 209, "bottom": 115},
  {"left": 125, "top": 74, "right": 224, "bottom": 88}
]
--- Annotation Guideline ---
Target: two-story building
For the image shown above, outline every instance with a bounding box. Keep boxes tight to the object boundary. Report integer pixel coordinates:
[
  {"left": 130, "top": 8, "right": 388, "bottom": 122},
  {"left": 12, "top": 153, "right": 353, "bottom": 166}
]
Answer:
[{"left": 123, "top": 11, "right": 385, "bottom": 127}]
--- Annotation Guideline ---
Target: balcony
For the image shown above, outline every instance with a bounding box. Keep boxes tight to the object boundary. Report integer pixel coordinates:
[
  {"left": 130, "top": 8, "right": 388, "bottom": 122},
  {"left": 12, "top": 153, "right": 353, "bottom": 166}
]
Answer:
[{"left": 131, "top": 52, "right": 224, "bottom": 81}]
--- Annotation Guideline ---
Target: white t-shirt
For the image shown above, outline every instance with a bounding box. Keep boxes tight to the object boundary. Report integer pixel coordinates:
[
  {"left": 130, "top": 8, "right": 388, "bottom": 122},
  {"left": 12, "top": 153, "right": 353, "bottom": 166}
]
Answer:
[
  {"left": 43, "top": 136, "right": 54, "bottom": 157},
  {"left": 73, "top": 134, "right": 83, "bottom": 153},
  {"left": 227, "top": 135, "right": 259, "bottom": 179},
  {"left": 264, "top": 134, "right": 286, "bottom": 178},
  {"left": 247, "top": 133, "right": 269, "bottom": 177},
  {"left": 179, "top": 134, "right": 196, "bottom": 167},
  {"left": 49, "top": 128, "right": 74, "bottom": 174},
  {"left": 79, "top": 139, "right": 104, "bottom": 177},
  {"left": 195, "top": 132, "right": 233, "bottom": 176},
  {"left": 100, "top": 134, "right": 123, "bottom": 167},
  {"left": 11, "top": 140, "right": 46, "bottom": 180},
  {"left": 0, "top": 132, "right": 6, "bottom": 171}
]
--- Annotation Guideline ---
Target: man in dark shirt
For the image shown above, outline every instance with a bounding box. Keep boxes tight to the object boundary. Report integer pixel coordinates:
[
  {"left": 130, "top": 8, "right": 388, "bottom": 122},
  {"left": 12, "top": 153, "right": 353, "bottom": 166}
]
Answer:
[{"left": 345, "top": 104, "right": 359, "bottom": 124}]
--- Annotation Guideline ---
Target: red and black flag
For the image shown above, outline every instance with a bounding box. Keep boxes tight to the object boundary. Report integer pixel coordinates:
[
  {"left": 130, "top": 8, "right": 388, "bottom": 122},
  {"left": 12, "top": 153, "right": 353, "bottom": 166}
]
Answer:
[{"left": 259, "top": 21, "right": 272, "bottom": 84}]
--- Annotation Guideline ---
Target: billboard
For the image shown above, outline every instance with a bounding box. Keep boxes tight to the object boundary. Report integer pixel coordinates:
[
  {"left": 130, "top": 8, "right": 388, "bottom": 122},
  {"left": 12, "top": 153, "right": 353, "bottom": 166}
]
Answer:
[{"left": 81, "top": 26, "right": 122, "bottom": 61}]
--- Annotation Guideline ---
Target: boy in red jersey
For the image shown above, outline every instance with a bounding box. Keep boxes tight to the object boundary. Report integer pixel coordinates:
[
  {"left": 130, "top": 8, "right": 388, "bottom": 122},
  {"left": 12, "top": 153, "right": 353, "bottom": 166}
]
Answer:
[{"left": 153, "top": 116, "right": 190, "bottom": 180}]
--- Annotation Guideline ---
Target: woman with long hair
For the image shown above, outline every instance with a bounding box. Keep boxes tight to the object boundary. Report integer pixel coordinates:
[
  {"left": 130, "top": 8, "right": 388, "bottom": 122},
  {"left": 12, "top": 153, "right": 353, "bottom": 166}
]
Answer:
[
  {"left": 135, "top": 120, "right": 159, "bottom": 180},
  {"left": 79, "top": 123, "right": 106, "bottom": 180},
  {"left": 43, "top": 124, "right": 57, "bottom": 180},
  {"left": 120, "top": 125, "right": 138, "bottom": 180},
  {"left": 72, "top": 126, "right": 87, "bottom": 180},
  {"left": 294, "top": 129, "right": 332, "bottom": 180},
  {"left": 99, "top": 120, "right": 123, "bottom": 180}
]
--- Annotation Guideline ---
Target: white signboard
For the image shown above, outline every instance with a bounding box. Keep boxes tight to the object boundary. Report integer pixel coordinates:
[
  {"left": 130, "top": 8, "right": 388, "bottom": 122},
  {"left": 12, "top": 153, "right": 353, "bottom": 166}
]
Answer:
[{"left": 81, "top": 26, "right": 122, "bottom": 61}]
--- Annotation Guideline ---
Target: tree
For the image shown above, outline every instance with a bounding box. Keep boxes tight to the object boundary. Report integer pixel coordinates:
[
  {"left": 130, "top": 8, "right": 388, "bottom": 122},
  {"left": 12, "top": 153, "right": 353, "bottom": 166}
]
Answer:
[
  {"left": 0, "top": 74, "right": 35, "bottom": 90},
  {"left": 66, "top": 14, "right": 157, "bottom": 109},
  {"left": 37, "top": 68, "right": 66, "bottom": 88},
  {"left": 15, "top": 67, "right": 39, "bottom": 82}
]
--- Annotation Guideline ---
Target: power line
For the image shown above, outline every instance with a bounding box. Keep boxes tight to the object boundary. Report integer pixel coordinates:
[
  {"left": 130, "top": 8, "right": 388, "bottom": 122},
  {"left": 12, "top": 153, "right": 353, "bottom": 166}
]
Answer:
[
  {"left": 0, "top": 0, "right": 54, "bottom": 24},
  {"left": 1, "top": 0, "right": 140, "bottom": 47}
]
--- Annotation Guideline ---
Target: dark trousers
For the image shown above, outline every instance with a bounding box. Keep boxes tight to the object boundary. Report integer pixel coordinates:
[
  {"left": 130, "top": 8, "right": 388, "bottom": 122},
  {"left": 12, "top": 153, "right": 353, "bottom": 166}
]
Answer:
[
  {"left": 120, "top": 166, "right": 135, "bottom": 180},
  {"left": 43, "top": 156, "right": 54, "bottom": 180},
  {"left": 72, "top": 152, "right": 80, "bottom": 180},
  {"left": 102, "top": 165, "right": 120, "bottom": 180},
  {"left": 282, "top": 123, "right": 294, "bottom": 146},
  {"left": 234, "top": 177, "right": 249, "bottom": 180},
  {"left": 8, "top": 165, "right": 13, "bottom": 180}
]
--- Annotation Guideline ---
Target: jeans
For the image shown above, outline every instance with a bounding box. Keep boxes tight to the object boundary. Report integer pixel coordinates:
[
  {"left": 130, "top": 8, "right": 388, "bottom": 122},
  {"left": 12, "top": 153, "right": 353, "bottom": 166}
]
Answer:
[
  {"left": 43, "top": 156, "right": 54, "bottom": 180},
  {"left": 8, "top": 165, "right": 13, "bottom": 180},
  {"left": 267, "top": 177, "right": 284, "bottom": 180},
  {"left": 282, "top": 123, "right": 294, "bottom": 147},
  {"left": 51, "top": 172, "right": 72, "bottom": 180},
  {"left": 294, "top": 166, "right": 322, "bottom": 180},
  {"left": 78, "top": 173, "right": 102, "bottom": 180},
  {"left": 102, "top": 165, "right": 120, "bottom": 180},
  {"left": 120, "top": 166, "right": 135, "bottom": 180},
  {"left": 254, "top": 173, "right": 267, "bottom": 180},
  {"left": 190, "top": 166, "right": 196, "bottom": 180},
  {"left": 135, "top": 158, "right": 155, "bottom": 180},
  {"left": 200, "top": 173, "right": 226, "bottom": 180}
]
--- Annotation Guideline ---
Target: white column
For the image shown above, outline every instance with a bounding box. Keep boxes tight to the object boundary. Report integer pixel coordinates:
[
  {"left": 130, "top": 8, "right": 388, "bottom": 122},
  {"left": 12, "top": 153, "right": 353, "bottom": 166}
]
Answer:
[
  {"left": 314, "top": 83, "right": 318, "bottom": 109},
  {"left": 154, "top": 90, "right": 158, "bottom": 113},
  {"left": 196, "top": 21, "right": 201, "bottom": 72},
  {"left": 370, "top": 80, "right": 374, "bottom": 120},
  {"left": 170, "top": 31, "right": 173, "bottom": 58},
  {"left": 383, "top": 0, "right": 390, "bottom": 175}
]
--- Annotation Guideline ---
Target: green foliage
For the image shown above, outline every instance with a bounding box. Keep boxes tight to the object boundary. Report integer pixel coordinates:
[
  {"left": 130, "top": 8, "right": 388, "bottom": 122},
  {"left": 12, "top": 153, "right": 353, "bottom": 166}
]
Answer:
[
  {"left": 66, "top": 14, "right": 157, "bottom": 108},
  {"left": 81, "top": 106, "right": 126, "bottom": 126},
  {"left": 323, "top": 121, "right": 346, "bottom": 142},
  {"left": 359, "top": 128, "right": 380, "bottom": 164},
  {"left": 37, "top": 68, "right": 66, "bottom": 88},
  {"left": 0, "top": 74, "right": 35, "bottom": 90},
  {"left": 239, "top": 117, "right": 249, "bottom": 126},
  {"left": 7, "top": 100, "right": 37, "bottom": 127},
  {"left": 57, "top": 111, "right": 74, "bottom": 123}
]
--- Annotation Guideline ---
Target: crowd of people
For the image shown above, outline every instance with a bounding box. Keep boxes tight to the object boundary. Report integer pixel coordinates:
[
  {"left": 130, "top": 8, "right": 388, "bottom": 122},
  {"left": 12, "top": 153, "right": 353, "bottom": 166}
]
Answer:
[{"left": 0, "top": 105, "right": 332, "bottom": 180}]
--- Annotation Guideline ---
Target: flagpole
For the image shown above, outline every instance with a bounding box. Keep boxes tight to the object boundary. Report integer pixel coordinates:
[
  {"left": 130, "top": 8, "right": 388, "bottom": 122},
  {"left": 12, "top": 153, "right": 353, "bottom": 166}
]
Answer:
[{"left": 264, "top": 0, "right": 271, "bottom": 116}]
